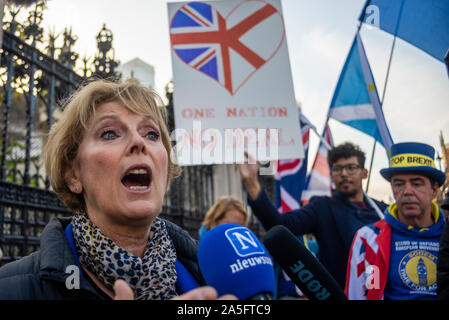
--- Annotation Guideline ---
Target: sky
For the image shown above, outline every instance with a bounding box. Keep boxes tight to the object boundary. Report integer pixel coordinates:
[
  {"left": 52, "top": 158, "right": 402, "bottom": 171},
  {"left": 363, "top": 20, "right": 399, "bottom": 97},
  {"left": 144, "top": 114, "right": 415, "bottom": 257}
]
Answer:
[{"left": 6, "top": 0, "right": 448, "bottom": 202}]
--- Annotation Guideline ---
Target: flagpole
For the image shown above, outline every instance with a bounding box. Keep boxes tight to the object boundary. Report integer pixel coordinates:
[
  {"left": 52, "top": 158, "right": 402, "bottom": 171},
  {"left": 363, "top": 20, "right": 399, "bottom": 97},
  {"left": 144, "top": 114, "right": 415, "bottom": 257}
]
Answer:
[
  {"left": 317, "top": 4, "right": 370, "bottom": 153},
  {"left": 359, "top": 2, "right": 375, "bottom": 193},
  {"left": 355, "top": 14, "right": 379, "bottom": 192},
  {"left": 365, "top": 0, "right": 404, "bottom": 193},
  {"left": 365, "top": 34, "right": 396, "bottom": 192},
  {"left": 310, "top": 123, "right": 332, "bottom": 151}
]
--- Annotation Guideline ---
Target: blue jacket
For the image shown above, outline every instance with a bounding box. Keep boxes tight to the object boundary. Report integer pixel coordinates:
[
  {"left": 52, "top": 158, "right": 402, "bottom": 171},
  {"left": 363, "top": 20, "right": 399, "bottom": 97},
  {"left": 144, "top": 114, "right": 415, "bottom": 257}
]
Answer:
[{"left": 248, "top": 189, "right": 387, "bottom": 289}]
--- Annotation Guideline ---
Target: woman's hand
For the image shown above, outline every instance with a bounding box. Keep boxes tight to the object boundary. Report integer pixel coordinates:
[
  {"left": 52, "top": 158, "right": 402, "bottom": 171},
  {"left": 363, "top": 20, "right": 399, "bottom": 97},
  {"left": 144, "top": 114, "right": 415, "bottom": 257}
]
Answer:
[
  {"left": 113, "top": 279, "right": 134, "bottom": 300},
  {"left": 113, "top": 279, "right": 237, "bottom": 300}
]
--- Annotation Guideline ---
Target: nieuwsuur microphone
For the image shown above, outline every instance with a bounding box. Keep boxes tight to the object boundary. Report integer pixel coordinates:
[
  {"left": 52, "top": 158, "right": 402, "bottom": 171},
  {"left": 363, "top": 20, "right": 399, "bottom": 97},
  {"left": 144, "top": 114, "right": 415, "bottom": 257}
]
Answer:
[
  {"left": 198, "top": 223, "right": 276, "bottom": 300},
  {"left": 263, "top": 225, "right": 347, "bottom": 301}
]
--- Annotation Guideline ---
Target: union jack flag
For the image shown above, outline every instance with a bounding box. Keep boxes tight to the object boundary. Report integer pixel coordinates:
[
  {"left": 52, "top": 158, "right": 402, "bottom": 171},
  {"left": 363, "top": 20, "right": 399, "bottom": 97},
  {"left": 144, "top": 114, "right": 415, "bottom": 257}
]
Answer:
[
  {"left": 300, "top": 121, "right": 334, "bottom": 204},
  {"left": 170, "top": 1, "right": 283, "bottom": 95},
  {"left": 275, "top": 112, "right": 312, "bottom": 213},
  {"left": 345, "top": 221, "right": 387, "bottom": 300}
]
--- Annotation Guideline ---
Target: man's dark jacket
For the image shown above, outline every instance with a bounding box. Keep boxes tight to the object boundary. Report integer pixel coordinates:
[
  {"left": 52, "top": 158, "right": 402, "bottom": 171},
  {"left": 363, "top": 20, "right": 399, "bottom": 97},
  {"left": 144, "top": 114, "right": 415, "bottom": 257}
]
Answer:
[
  {"left": 248, "top": 189, "right": 387, "bottom": 289},
  {"left": 0, "top": 217, "right": 205, "bottom": 299}
]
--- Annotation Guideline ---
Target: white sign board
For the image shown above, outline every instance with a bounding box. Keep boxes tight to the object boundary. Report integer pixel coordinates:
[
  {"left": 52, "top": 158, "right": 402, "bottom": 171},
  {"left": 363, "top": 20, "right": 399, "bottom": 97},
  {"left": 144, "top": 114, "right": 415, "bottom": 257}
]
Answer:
[{"left": 168, "top": 0, "right": 304, "bottom": 165}]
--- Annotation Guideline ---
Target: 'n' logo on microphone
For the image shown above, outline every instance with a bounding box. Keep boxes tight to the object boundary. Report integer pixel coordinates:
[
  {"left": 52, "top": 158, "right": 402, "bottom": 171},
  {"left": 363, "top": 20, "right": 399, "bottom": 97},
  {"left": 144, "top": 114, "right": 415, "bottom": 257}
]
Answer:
[{"left": 225, "top": 227, "right": 265, "bottom": 257}]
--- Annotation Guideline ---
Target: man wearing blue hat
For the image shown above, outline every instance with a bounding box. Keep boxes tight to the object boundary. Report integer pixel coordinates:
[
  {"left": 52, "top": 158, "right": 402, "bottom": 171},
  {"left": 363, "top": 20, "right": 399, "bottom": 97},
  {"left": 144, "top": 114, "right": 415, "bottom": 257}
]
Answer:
[{"left": 346, "top": 142, "right": 446, "bottom": 300}]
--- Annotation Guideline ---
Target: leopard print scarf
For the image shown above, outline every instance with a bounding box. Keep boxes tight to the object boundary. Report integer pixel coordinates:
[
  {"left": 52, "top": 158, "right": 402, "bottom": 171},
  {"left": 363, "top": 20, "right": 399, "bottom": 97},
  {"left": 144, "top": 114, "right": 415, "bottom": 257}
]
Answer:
[{"left": 71, "top": 213, "right": 178, "bottom": 300}]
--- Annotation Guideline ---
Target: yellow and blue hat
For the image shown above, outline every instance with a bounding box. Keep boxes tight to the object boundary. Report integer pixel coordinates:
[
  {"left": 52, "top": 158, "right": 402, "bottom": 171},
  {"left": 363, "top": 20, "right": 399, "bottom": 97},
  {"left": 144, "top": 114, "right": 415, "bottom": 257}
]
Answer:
[{"left": 380, "top": 142, "right": 446, "bottom": 186}]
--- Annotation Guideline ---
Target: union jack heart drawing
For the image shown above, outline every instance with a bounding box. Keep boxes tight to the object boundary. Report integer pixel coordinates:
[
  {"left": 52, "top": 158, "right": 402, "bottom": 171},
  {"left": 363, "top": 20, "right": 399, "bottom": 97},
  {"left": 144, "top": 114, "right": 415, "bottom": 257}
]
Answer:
[{"left": 170, "top": 1, "right": 285, "bottom": 96}]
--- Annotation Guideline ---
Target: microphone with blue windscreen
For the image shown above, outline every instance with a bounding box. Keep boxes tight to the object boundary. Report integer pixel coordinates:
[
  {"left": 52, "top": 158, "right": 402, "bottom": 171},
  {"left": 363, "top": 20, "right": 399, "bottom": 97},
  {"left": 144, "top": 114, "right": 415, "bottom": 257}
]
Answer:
[{"left": 198, "top": 223, "right": 276, "bottom": 300}]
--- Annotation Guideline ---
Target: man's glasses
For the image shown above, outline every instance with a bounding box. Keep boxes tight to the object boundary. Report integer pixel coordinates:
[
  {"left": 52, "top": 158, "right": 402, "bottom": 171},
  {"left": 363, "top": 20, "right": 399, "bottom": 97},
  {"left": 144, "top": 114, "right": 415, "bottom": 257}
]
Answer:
[{"left": 331, "top": 164, "right": 362, "bottom": 175}]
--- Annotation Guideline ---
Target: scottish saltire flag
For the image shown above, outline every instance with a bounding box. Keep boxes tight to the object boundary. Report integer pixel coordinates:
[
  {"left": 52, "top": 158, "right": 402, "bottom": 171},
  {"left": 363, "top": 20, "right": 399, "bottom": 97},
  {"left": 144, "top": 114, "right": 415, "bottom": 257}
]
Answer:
[
  {"left": 359, "top": 0, "right": 449, "bottom": 63},
  {"left": 329, "top": 32, "right": 393, "bottom": 152},
  {"left": 170, "top": 1, "right": 280, "bottom": 95},
  {"left": 301, "top": 123, "right": 334, "bottom": 204},
  {"left": 275, "top": 113, "right": 312, "bottom": 213}
]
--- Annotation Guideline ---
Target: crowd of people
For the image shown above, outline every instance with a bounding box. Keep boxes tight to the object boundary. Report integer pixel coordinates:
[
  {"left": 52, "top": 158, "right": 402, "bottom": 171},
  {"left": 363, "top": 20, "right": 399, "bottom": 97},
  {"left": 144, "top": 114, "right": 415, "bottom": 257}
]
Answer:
[
  {"left": 0, "top": 79, "right": 447, "bottom": 301},
  {"left": 240, "top": 140, "right": 449, "bottom": 300}
]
